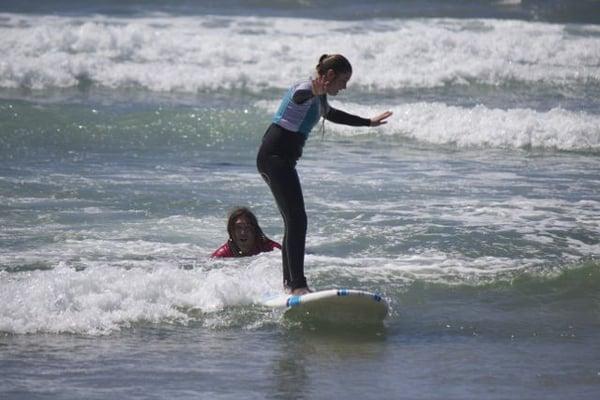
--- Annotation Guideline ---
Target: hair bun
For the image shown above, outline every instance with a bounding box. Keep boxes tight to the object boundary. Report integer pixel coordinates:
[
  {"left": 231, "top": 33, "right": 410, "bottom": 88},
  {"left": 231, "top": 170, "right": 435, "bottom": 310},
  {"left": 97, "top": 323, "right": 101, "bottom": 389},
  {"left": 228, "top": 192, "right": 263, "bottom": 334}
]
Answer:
[{"left": 315, "top": 54, "right": 352, "bottom": 76}]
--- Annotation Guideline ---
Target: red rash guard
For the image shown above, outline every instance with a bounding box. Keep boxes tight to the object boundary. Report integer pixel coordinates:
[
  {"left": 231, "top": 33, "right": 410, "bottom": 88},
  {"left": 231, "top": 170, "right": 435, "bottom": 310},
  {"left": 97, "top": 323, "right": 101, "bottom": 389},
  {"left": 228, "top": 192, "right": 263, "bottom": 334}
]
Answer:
[{"left": 211, "top": 239, "right": 281, "bottom": 258}]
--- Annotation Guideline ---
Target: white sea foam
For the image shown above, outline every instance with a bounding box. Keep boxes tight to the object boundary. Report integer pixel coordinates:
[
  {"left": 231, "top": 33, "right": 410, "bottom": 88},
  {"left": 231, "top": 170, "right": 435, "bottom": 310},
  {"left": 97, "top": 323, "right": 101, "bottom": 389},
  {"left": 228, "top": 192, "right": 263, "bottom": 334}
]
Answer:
[
  {"left": 1, "top": 13, "right": 598, "bottom": 92},
  {"left": 306, "top": 251, "right": 539, "bottom": 288},
  {"left": 0, "top": 213, "right": 225, "bottom": 269},
  {"left": 0, "top": 255, "right": 281, "bottom": 335},
  {"left": 2, "top": 193, "right": 596, "bottom": 334},
  {"left": 384, "top": 103, "right": 600, "bottom": 151},
  {"left": 0, "top": 245, "right": 540, "bottom": 334},
  {"left": 257, "top": 99, "right": 600, "bottom": 151},
  {"left": 304, "top": 162, "right": 600, "bottom": 261}
]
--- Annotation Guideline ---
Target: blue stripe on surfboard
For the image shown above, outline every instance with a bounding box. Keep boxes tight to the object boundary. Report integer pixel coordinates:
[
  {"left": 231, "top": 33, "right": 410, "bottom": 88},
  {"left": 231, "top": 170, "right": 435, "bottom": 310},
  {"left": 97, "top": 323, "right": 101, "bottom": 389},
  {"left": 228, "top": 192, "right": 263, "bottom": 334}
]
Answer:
[{"left": 287, "top": 296, "right": 301, "bottom": 308}]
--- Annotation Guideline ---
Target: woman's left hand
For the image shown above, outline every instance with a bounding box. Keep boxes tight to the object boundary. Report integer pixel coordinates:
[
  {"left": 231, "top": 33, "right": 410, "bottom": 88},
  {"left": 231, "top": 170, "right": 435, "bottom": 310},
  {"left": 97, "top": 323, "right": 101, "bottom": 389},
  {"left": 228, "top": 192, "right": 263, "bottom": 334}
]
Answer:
[{"left": 370, "top": 111, "right": 393, "bottom": 126}]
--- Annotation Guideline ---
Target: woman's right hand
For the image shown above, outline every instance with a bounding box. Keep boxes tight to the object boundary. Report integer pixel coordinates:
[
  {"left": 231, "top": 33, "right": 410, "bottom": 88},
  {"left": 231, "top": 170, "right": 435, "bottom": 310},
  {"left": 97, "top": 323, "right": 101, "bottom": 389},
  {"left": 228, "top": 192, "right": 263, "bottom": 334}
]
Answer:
[{"left": 311, "top": 75, "right": 328, "bottom": 95}]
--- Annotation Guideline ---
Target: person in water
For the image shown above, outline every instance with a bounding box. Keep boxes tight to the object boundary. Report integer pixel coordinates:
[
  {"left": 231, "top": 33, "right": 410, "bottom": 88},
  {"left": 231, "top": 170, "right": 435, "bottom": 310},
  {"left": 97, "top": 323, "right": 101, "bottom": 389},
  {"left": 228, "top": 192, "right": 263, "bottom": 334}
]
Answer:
[
  {"left": 212, "top": 207, "right": 281, "bottom": 258},
  {"left": 256, "top": 54, "right": 392, "bottom": 295}
]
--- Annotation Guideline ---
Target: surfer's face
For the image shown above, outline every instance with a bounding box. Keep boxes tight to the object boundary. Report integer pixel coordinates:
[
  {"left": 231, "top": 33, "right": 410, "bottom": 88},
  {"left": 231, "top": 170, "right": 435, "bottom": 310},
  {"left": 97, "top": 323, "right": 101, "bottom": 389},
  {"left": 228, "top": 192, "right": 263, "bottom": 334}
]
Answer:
[
  {"left": 326, "top": 71, "right": 351, "bottom": 96},
  {"left": 232, "top": 216, "right": 257, "bottom": 254}
]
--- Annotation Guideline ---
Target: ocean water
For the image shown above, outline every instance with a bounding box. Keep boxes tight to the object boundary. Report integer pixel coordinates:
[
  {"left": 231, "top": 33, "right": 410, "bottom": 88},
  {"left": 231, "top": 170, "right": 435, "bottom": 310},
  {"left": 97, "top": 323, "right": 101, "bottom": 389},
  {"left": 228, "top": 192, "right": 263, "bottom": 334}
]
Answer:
[{"left": 1, "top": 1, "right": 600, "bottom": 399}]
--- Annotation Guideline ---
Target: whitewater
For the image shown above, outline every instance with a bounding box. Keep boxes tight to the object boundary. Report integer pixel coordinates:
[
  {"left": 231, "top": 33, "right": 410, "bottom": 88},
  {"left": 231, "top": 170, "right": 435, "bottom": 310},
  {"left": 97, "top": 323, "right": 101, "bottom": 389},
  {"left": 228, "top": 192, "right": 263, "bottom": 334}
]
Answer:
[{"left": 1, "top": 2, "right": 600, "bottom": 399}]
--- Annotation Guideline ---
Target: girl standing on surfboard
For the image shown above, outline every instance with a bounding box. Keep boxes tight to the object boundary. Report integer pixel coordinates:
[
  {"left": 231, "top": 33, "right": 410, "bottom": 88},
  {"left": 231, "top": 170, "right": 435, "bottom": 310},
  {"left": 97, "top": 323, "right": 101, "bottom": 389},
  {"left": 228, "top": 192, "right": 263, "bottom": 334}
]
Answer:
[{"left": 257, "top": 54, "right": 392, "bottom": 295}]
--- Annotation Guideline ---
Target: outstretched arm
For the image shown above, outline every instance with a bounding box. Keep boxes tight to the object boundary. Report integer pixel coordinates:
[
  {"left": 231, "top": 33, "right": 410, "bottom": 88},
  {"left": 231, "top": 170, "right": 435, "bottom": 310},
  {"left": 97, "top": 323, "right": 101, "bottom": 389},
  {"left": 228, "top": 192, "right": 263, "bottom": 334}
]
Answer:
[
  {"left": 326, "top": 107, "right": 371, "bottom": 126},
  {"left": 326, "top": 107, "right": 393, "bottom": 127}
]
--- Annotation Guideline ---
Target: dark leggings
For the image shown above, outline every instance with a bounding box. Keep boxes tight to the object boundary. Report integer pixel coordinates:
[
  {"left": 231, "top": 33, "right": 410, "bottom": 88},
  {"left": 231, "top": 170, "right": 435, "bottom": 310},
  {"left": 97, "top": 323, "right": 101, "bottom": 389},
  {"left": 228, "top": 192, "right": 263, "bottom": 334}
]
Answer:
[{"left": 256, "top": 124, "right": 308, "bottom": 290}]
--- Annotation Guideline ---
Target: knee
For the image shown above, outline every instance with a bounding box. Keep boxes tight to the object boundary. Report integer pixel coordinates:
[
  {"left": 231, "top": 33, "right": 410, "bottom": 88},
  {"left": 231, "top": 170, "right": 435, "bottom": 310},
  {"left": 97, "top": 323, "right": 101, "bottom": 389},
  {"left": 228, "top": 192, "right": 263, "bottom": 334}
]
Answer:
[{"left": 288, "top": 208, "right": 307, "bottom": 232}]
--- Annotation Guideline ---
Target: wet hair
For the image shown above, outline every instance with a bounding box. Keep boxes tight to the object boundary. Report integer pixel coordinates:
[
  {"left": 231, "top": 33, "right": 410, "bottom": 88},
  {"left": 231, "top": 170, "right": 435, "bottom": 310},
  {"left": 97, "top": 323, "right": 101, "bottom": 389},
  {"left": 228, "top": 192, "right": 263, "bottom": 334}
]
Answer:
[
  {"left": 226, "top": 207, "right": 266, "bottom": 241},
  {"left": 226, "top": 207, "right": 271, "bottom": 256},
  {"left": 316, "top": 54, "right": 352, "bottom": 76}
]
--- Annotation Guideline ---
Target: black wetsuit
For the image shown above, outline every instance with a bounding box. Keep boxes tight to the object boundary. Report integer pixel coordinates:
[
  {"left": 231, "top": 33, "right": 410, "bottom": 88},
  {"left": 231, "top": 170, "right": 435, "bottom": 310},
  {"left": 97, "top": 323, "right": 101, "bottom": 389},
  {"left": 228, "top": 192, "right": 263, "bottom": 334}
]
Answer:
[{"left": 257, "top": 80, "right": 370, "bottom": 290}]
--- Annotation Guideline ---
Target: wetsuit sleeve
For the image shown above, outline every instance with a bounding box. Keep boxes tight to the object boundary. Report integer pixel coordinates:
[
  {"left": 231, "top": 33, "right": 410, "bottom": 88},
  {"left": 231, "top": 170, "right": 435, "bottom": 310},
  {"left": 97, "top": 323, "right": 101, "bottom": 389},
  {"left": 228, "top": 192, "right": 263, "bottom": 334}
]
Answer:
[
  {"left": 325, "top": 106, "right": 371, "bottom": 127},
  {"left": 292, "top": 89, "right": 314, "bottom": 104}
]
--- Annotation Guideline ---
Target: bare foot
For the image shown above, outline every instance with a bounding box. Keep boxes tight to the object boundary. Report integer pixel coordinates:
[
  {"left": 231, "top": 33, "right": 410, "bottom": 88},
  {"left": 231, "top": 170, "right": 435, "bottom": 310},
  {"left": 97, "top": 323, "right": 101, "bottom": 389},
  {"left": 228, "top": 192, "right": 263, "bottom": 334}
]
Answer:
[{"left": 291, "top": 287, "right": 311, "bottom": 296}]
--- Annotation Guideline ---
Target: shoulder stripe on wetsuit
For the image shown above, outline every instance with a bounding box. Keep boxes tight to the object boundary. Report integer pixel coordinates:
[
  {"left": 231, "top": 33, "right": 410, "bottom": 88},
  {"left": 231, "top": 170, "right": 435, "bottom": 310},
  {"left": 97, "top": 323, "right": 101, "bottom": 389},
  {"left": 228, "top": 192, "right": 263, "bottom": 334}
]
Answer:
[{"left": 272, "top": 80, "right": 327, "bottom": 137}]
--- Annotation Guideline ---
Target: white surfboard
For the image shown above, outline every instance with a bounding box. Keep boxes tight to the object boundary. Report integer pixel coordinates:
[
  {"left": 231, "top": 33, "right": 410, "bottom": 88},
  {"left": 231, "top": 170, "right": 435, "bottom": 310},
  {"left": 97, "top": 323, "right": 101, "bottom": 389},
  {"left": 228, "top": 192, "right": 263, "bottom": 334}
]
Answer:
[{"left": 262, "top": 288, "right": 388, "bottom": 325}]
